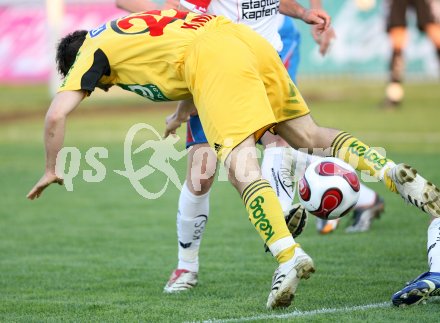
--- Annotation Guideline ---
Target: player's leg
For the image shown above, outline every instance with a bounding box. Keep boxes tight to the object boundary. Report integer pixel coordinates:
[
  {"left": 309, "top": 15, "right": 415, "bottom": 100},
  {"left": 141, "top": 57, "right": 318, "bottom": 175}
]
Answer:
[
  {"left": 383, "top": 0, "right": 408, "bottom": 107},
  {"left": 385, "top": 27, "right": 407, "bottom": 107},
  {"left": 390, "top": 2, "right": 440, "bottom": 305},
  {"left": 415, "top": 0, "right": 440, "bottom": 75},
  {"left": 184, "top": 27, "right": 315, "bottom": 308},
  {"left": 392, "top": 216, "right": 440, "bottom": 306},
  {"left": 274, "top": 114, "right": 440, "bottom": 218},
  {"left": 272, "top": 17, "right": 383, "bottom": 233},
  {"left": 226, "top": 135, "right": 315, "bottom": 309},
  {"left": 164, "top": 115, "right": 217, "bottom": 293},
  {"left": 260, "top": 134, "right": 308, "bottom": 241},
  {"left": 425, "top": 23, "right": 440, "bottom": 72},
  {"left": 345, "top": 187, "right": 385, "bottom": 233},
  {"left": 257, "top": 29, "right": 439, "bottom": 218},
  {"left": 260, "top": 134, "right": 294, "bottom": 214}
]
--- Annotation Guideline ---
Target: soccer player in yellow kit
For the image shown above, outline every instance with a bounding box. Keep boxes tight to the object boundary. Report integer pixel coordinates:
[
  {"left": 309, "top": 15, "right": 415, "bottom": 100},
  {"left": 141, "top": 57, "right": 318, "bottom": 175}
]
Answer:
[{"left": 27, "top": 10, "right": 440, "bottom": 309}]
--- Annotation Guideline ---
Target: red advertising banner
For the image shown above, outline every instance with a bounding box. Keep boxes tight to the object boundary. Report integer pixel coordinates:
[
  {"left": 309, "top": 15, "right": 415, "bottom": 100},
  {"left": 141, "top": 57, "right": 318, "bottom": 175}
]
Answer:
[{"left": 0, "top": 3, "right": 167, "bottom": 83}]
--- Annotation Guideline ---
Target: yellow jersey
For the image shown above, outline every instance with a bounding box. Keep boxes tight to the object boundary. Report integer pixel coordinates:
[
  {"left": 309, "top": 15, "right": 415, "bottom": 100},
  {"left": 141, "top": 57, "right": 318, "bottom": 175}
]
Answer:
[
  {"left": 59, "top": 9, "right": 223, "bottom": 101},
  {"left": 59, "top": 9, "right": 309, "bottom": 158}
]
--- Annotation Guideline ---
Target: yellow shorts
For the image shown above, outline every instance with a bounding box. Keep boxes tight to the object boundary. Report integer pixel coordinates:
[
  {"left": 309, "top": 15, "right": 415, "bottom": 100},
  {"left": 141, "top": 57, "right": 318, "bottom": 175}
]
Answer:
[{"left": 184, "top": 20, "right": 309, "bottom": 159}]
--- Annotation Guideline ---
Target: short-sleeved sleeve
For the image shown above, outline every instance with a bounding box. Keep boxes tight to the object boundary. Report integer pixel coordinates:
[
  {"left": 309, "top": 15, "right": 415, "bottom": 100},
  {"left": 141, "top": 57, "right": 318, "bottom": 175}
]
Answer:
[{"left": 58, "top": 48, "right": 111, "bottom": 94}]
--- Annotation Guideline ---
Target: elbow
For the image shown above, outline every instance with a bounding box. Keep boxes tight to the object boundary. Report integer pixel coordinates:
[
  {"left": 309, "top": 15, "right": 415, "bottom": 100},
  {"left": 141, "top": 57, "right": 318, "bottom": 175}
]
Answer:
[{"left": 279, "top": 4, "right": 287, "bottom": 15}]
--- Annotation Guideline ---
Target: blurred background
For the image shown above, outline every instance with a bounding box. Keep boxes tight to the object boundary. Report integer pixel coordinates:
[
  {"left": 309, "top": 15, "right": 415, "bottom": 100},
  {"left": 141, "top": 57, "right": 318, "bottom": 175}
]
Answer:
[{"left": 1, "top": 0, "right": 438, "bottom": 87}]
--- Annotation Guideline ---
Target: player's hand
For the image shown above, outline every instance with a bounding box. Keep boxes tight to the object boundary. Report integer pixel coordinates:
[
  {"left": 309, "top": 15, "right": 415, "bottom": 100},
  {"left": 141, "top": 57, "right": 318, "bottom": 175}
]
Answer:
[
  {"left": 27, "top": 172, "right": 63, "bottom": 200},
  {"left": 164, "top": 112, "right": 184, "bottom": 138},
  {"left": 302, "top": 9, "right": 331, "bottom": 34},
  {"left": 312, "top": 26, "right": 336, "bottom": 56}
]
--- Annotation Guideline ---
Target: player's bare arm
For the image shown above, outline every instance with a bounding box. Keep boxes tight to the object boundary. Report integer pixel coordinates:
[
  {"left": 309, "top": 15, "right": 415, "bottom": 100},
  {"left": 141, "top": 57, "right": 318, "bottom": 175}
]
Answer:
[
  {"left": 116, "top": 0, "right": 156, "bottom": 12},
  {"left": 279, "top": 0, "right": 331, "bottom": 34},
  {"left": 309, "top": 0, "right": 336, "bottom": 55},
  {"left": 164, "top": 98, "right": 195, "bottom": 138},
  {"left": 116, "top": 0, "right": 183, "bottom": 13},
  {"left": 116, "top": 0, "right": 154, "bottom": 12},
  {"left": 27, "top": 90, "right": 85, "bottom": 200}
]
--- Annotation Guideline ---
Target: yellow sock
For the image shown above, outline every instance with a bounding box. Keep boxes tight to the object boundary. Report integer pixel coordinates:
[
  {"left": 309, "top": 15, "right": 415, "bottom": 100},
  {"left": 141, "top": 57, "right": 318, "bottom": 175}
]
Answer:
[
  {"left": 331, "top": 131, "right": 397, "bottom": 192},
  {"left": 242, "top": 179, "right": 296, "bottom": 263}
]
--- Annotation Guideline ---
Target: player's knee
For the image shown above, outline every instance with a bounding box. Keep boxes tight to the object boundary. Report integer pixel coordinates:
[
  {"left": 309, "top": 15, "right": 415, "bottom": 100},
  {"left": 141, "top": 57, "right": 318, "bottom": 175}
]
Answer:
[
  {"left": 186, "top": 174, "right": 214, "bottom": 195},
  {"left": 197, "top": 176, "right": 215, "bottom": 195},
  {"left": 187, "top": 151, "right": 217, "bottom": 195},
  {"left": 187, "top": 170, "right": 215, "bottom": 195}
]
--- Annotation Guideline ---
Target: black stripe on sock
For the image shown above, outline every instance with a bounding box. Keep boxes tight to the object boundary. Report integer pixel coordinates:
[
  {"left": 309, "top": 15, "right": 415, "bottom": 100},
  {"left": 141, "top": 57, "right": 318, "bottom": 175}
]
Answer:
[
  {"left": 244, "top": 184, "right": 273, "bottom": 206},
  {"left": 330, "top": 132, "right": 347, "bottom": 149},
  {"left": 335, "top": 133, "right": 353, "bottom": 153},
  {"left": 242, "top": 180, "right": 271, "bottom": 205},
  {"left": 331, "top": 132, "right": 352, "bottom": 157},
  {"left": 242, "top": 180, "right": 266, "bottom": 201},
  {"left": 243, "top": 183, "right": 272, "bottom": 206},
  {"left": 331, "top": 132, "right": 350, "bottom": 155}
]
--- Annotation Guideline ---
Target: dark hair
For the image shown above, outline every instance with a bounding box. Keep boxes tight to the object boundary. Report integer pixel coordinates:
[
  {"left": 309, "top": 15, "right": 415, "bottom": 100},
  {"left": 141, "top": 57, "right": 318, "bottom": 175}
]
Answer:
[{"left": 56, "top": 30, "right": 87, "bottom": 77}]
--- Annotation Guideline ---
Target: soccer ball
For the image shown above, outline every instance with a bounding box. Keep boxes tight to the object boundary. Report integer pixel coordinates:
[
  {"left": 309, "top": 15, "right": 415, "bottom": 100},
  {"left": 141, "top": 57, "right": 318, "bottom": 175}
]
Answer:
[
  {"left": 298, "top": 157, "right": 360, "bottom": 220},
  {"left": 386, "top": 82, "right": 404, "bottom": 103}
]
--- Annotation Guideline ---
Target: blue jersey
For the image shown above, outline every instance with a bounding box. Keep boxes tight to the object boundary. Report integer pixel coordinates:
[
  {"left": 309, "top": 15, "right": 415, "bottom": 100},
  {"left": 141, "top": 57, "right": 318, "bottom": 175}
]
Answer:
[{"left": 278, "top": 16, "right": 301, "bottom": 84}]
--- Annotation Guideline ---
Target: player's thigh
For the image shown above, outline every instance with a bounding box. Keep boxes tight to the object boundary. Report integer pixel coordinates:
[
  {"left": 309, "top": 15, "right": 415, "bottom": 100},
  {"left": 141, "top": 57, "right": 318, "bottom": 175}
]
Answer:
[
  {"left": 275, "top": 114, "right": 339, "bottom": 153},
  {"left": 385, "top": 0, "right": 409, "bottom": 31},
  {"left": 186, "top": 142, "right": 217, "bottom": 195},
  {"left": 414, "top": 0, "right": 437, "bottom": 31},
  {"left": 274, "top": 114, "right": 317, "bottom": 150}
]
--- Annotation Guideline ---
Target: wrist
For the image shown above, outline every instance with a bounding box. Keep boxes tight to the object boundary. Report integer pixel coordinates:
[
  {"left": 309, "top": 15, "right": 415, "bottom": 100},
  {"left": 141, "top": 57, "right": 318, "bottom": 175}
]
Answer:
[{"left": 295, "top": 6, "right": 307, "bottom": 20}]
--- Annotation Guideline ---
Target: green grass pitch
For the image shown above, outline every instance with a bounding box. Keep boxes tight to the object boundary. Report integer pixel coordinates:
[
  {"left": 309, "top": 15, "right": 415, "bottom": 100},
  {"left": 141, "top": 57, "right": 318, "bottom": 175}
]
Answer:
[{"left": 1, "top": 81, "right": 440, "bottom": 322}]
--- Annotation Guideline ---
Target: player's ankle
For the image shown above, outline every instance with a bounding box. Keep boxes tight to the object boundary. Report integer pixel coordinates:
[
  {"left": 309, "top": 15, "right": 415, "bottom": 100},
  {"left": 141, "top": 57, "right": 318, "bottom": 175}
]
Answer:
[
  {"left": 381, "top": 162, "right": 398, "bottom": 193},
  {"left": 177, "top": 260, "right": 199, "bottom": 273}
]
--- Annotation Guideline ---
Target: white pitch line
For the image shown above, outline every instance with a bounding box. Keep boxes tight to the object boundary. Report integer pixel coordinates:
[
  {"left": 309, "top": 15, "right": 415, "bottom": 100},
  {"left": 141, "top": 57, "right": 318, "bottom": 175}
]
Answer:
[{"left": 199, "top": 302, "right": 390, "bottom": 323}]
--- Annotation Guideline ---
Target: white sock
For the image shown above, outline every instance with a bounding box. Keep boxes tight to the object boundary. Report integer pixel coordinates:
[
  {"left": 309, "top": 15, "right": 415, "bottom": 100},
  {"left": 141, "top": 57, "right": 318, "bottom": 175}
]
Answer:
[
  {"left": 176, "top": 181, "right": 210, "bottom": 272},
  {"left": 261, "top": 147, "right": 295, "bottom": 214},
  {"left": 428, "top": 218, "right": 440, "bottom": 273},
  {"left": 290, "top": 148, "right": 319, "bottom": 180},
  {"left": 355, "top": 184, "right": 377, "bottom": 208}
]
